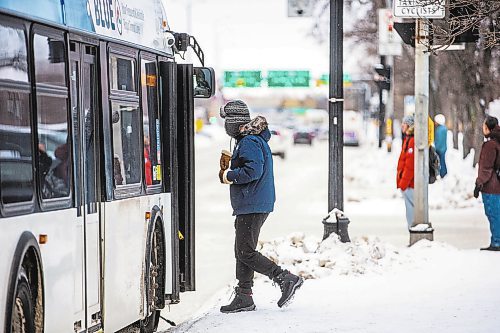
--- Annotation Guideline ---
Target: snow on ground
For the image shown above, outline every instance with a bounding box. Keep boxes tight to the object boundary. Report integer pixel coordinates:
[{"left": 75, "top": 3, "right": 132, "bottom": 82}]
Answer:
[
  {"left": 167, "top": 235, "right": 500, "bottom": 333},
  {"left": 429, "top": 147, "right": 478, "bottom": 210},
  {"left": 160, "top": 124, "right": 495, "bottom": 333},
  {"left": 343, "top": 128, "right": 480, "bottom": 212}
]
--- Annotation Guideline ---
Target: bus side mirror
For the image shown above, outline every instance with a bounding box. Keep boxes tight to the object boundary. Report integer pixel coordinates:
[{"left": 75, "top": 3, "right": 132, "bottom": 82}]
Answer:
[{"left": 193, "top": 67, "right": 215, "bottom": 98}]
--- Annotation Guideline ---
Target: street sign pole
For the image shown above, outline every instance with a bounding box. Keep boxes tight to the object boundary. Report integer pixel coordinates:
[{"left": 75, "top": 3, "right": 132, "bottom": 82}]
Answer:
[
  {"left": 386, "top": 54, "right": 394, "bottom": 152},
  {"left": 393, "top": 0, "right": 440, "bottom": 245},
  {"left": 378, "top": 55, "right": 386, "bottom": 149},
  {"left": 324, "top": 0, "right": 350, "bottom": 242},
  {"left": 412, "top": 18, "right": 433, "bottom": 244}
]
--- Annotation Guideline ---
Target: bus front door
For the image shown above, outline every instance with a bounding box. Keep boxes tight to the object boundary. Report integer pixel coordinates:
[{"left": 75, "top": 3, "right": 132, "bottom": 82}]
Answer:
[
  {"left": 69, "top": 41, "right": 102, "bottom": 332},
  {"left": 175, "top": 64, "right": 196, "bottom": 292}
]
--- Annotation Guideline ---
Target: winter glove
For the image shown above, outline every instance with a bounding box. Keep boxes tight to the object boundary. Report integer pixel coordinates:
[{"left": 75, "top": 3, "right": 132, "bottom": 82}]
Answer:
[
  {"left": 219, "top": 169, "right": 232, "bottom": 185},
  {"left": 473, "top": 184, "right": 482, "bottom": 199},
  {"left": 220, "top": 150, "right": 232, "bottom": 170}
]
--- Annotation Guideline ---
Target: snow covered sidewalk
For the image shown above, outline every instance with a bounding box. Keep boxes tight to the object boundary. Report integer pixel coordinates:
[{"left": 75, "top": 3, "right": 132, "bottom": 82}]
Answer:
[{"left": 166, "top": 236, "right": 500, "bottom": 333}]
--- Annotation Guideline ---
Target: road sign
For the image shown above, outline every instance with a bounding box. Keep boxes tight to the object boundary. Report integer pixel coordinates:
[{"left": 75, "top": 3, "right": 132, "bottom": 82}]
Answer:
[
  {"left": 267, "top": 70, "right": 310, "bottom": 87},
  {"left": 394, "top": 0, "right": 445, "bottom": 19},
  {"left": 378, "top": 9, "right": 402, "bottom": 56},
  {"left": 223, "top": 71, "right": 262, "bottom": 88}
]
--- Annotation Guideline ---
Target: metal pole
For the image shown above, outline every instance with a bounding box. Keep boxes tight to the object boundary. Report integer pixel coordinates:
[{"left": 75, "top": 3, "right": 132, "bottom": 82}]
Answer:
[
  {"left": 386, "top": 55, "right": 394, "bottom": 152},
  {"left": 325, "top": 0, "right": 349, "bottom": 242},
  {"left": 413, "top": 19, "right": 431, "bottom": 229},
  {"left": 378, "top": 56, "right": 386, "bottom": 149}
]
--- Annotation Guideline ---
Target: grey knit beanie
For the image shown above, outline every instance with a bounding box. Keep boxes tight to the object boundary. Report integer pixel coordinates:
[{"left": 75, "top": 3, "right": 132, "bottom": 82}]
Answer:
[
  {"left": 402, "top": 115, "right": 415, "bottom": 127},
  {"left": 220, "top": 100, "right": 251, "bottom": 138}
]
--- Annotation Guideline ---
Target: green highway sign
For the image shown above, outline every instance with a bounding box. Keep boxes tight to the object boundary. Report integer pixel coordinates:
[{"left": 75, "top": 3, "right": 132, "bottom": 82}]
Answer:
[
  {"left": 267, "top": 70, "right": 310, "bottom": 88},
  {"left": 224, "top": 71, "right": 262, "bottom": 88},
  {"left": 320, "top": 73, "right": 352, "bottom": 83}
]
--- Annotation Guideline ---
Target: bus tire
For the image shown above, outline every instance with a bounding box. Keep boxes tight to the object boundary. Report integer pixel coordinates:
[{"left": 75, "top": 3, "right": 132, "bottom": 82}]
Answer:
[
  {"left": 5, "top": 232, "right": 44, "bottom": 333},
  {"left": 10, "top": 267, "right": 35, "bottom": 333},
  {"left": 140, "top": 217, "right": 165, "bottom": 333}
]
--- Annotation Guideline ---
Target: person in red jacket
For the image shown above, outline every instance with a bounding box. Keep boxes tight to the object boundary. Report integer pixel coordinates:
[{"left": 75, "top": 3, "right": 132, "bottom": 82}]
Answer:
[{"left": 397, "top": 115, "right": 415, "bottom": 229}]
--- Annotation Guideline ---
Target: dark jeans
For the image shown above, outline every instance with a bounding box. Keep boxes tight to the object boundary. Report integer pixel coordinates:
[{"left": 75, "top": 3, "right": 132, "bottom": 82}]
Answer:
[
  {"left": 437, "top": 151, "right": 447, "bottom": 178},
  {"left": 234, "top": 213, "right": 282, "bottom": 290},
  {"left": 483, "top": 193, "right": 500, "bottom": 247}
]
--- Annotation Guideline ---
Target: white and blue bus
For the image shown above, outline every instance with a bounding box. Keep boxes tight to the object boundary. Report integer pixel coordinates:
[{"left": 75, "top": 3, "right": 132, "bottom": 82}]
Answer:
[{"left": 0, "top": 0, "right": 215, "bottom": 332}]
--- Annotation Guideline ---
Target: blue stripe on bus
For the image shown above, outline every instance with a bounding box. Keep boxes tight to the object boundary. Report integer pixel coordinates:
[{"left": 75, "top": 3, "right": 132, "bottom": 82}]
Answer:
[{"left": 0, "top": 0, "right": 64, "bottom": 24}]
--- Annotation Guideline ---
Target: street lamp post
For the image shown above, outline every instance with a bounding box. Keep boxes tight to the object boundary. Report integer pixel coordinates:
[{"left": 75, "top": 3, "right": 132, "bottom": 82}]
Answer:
[{"left": 324, "top": 0, "right": 350, "bottom": 242}]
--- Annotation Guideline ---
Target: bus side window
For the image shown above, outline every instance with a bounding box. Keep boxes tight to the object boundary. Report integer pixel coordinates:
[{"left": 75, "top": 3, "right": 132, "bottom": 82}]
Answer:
[
  {"left": 33, "top": 31, "right": 71, "bottom": 200},
  {"left": 108, "top": 53, "right": 142, "bottom": 189},
  {"left": 110, "top": 55, "right": 136, "bottom": 92},
  {"left": 140, "top": 57, "right": 162, "bottom": 187},
  {"left": 111, "top": 102, "right": 142, "bottom": 186},
  {"left": 0, "top": 22, "right": 34, "bottom": 206}
]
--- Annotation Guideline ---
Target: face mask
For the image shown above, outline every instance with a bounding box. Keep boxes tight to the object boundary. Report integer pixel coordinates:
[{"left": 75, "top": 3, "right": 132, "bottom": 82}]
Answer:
[{"left": 225, "top": 122, "right": 241, "bottom": 138}]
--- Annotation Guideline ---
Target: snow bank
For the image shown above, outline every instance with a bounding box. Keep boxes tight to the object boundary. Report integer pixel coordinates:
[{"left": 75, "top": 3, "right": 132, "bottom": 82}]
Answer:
[
  {"left": 429, "top": 145, "right": 478, "bottom": 209},
  {"left": 257, "top": 232, "right": 455, "bottom": 280},
  {"left": 344, "top": 131, "right": 481, "bottom": 210}
]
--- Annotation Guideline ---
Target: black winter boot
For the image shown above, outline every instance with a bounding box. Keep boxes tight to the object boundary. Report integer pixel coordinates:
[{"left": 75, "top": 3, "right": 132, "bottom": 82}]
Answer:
[
  {"left": 273, "top": 270, "right": 304, "bottom": 308},
  {"left": 480, "top": 245, "right": 500, "bottom": 251},
  {"left": 220, "top": 287, "right": 256, "bottom": 313}
]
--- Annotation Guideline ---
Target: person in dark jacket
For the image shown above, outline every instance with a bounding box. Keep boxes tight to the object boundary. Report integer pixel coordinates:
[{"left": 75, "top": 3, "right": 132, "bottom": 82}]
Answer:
[
  {"left": 434, "top": 114, "right": 448, "bottom": 178},
  {"left": 397, "top": 115, "right": 415, "bottom": 229},
  {"left": 218, "top": 100, "right": 303, "bottom": 313},
  {"left": 474, "top": 116, "right": 500, "bottom": 251}
]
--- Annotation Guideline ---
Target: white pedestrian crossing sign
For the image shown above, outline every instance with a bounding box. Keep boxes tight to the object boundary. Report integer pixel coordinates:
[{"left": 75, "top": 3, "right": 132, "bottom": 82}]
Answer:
[{"left": 394, "top": 0, "right": 445, "bottom": 19}]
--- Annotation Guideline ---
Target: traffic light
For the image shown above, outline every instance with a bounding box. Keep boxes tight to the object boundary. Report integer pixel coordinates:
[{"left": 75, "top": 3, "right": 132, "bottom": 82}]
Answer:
[
  {"left": 373, "top": 64, "right": 391, "bottom": 91},
  {"left": 394, "top": 22, "right": 415, "bottom": 47}
]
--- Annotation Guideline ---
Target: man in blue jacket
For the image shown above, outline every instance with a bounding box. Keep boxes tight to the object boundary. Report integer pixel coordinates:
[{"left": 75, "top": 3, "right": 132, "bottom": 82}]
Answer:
[{"left": 218, "top": 100, "right": 303, "bottom": 313}]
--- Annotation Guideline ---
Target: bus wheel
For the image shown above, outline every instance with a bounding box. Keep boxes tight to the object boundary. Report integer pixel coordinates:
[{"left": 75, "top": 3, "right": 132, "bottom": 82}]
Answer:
[
  {"left": 141, "top": 225, "right": 164, "bottom": 333},
  {"left": 11, "top": 267, "right": 35, "bottom": 333}
]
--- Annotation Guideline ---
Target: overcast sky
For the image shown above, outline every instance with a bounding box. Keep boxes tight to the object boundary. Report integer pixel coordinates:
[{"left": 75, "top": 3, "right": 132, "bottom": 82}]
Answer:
[{"left": 164, "top": 0, "right": 333, "bottom": 77}]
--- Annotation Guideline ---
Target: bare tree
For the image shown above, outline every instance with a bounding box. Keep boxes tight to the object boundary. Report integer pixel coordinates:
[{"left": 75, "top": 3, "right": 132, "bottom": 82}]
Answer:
[
  {"left": 419, "top": 0, "right": 500, "bottom": 50},
  {"left": 310, "top": 0, "right": 500, "bottom": 165}
]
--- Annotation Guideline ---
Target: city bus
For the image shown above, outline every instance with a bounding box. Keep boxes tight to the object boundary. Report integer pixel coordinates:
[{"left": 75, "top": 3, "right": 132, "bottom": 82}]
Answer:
[{"left": 0, "top": 0, "right": 215, "bottom": 332}]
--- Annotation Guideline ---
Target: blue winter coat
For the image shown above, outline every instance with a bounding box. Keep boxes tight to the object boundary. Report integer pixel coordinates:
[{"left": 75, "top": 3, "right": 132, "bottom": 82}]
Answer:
[
  {"left": 226, "top": 129, "right": 276, "bottom": 216},
  {"left": 434, "top": 125, "right": 447, "bottom": 154}
]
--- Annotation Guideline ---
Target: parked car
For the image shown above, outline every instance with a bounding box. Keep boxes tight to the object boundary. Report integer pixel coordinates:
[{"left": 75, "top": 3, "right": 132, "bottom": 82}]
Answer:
[
  {"left": 268, "top": 126, "right": 288, "bottom": 159},
  {"left": 293, "top": 128, "right": 314, "bottom": 145}
]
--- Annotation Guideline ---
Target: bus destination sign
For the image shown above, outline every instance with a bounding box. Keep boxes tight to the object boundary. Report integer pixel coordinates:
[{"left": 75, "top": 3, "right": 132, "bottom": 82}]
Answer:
[{"left": 393, "top": 0, "right": 445, "bottom": 19}]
